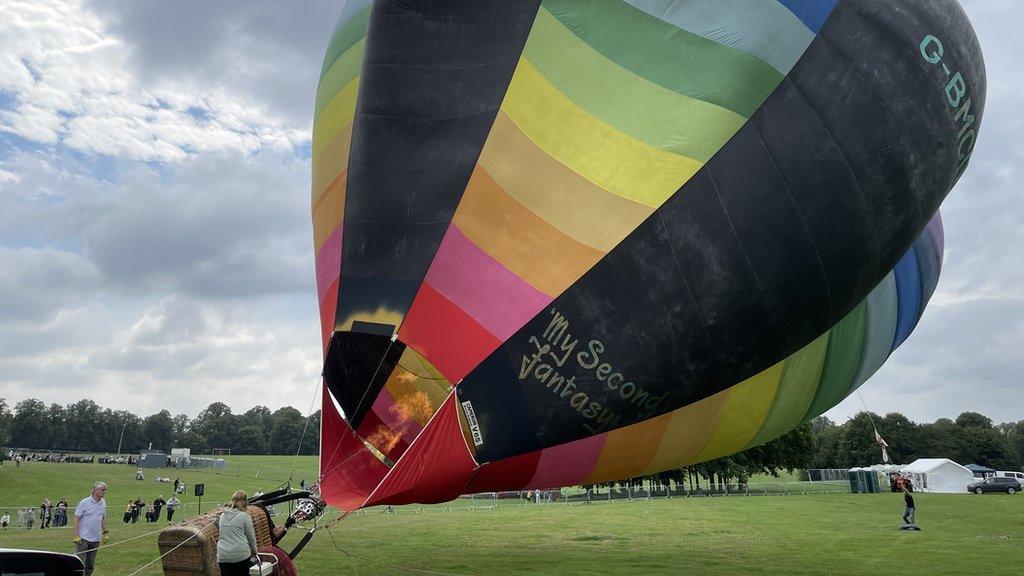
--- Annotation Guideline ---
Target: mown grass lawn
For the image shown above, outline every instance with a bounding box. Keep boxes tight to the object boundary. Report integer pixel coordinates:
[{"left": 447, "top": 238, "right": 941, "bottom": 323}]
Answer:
[{"left": 2, "top": 456, "right": 1021, "bottom": 575}]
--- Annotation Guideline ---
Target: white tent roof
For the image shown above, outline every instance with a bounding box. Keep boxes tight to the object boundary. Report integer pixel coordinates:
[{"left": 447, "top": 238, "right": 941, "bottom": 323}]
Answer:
[
  {"left": 902, "top": 458, "right": 965, "bottom": 473},
  {"left": 901, "top": 458, "right": 974, "bottom": 493}
]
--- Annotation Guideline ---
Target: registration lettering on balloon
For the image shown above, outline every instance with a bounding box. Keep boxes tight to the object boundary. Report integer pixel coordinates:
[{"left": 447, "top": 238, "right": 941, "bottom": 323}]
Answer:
[
  {"left": 919, "top": 34, "right": 977, "bottom": 173},
  {"left": 518, "top": 309, "right": 667, "bottom": 435}
]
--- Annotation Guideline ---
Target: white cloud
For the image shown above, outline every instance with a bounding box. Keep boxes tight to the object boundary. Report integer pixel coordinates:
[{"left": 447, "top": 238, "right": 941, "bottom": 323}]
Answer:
[{"left": 0, "top": 0, "right": 307, "bottom": 162}]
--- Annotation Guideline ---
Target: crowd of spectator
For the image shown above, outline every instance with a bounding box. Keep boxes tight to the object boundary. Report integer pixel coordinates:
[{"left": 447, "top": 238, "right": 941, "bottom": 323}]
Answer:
[
  {"left": 120, "top": 494, "right": 181, "bottom": 523},
  {"left": 4, "top": 450, "right": 143, "bottom": 466},
  {"left": 5, "top": 497, "right": 71, "bottom": 530}
]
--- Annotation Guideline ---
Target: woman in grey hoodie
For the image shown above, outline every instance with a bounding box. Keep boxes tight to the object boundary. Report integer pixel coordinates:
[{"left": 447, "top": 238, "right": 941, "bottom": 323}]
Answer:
[{"left": 217, "top": 490, "right": 258, "bottom": 576}]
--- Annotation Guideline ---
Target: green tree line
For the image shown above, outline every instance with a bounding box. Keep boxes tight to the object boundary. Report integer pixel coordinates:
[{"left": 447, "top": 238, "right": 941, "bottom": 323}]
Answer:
[
  {"left": 1, "top": 398, "right": 1020, "bottom": 476},
  {"left": 808, "top": 411, "right": 1023, "bottom": 471},
  {"left": 0, "top": 397, "right": 319, "bottom": 456}
]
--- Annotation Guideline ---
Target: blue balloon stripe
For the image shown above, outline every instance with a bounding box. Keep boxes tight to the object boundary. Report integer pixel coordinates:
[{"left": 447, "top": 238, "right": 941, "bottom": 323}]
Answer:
[
  {"left": 774, "top": 0, "right": 839, "bottom": 33},
  {"left": 914, "top": 220, "right": 943, "bottom": 306},
  {"left": 623, "top": 0, "right": 816, "bottom": 74},
  {"left": 891, "top": 247, "right": 923, "bottom": 351}
]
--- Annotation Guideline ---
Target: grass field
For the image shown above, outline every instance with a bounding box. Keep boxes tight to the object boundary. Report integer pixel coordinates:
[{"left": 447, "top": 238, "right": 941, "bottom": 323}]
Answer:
[{"left": 2, "top": 456, "right": 1021, "bottom": 575}]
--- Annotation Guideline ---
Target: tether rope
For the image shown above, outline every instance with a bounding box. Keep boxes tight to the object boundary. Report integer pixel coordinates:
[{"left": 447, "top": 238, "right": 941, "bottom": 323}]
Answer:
[{"left": 122, "top": 532, "right": 198, "bottom": 576}]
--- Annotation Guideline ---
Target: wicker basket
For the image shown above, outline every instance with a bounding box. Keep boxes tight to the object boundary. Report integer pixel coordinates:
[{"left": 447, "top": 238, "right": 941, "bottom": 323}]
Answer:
[{"left": 157, "top": 505, "right": 272, "bottom": 576}]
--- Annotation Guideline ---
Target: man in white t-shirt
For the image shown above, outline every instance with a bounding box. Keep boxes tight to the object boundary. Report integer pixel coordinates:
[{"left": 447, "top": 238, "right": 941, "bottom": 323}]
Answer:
[
  {"left": 166, "top": 495, "right": 181, "bottom": 522},
  {"left": 73, "top": 482, "right": 109, "bottom": 576}
]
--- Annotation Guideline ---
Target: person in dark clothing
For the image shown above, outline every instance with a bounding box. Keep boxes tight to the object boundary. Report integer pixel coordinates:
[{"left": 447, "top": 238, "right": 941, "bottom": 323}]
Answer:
[
  {"left": 902, "top": 488, "right": 916, "bottom": 525},
  {"left": 132, "top": 498, "right": 144, "bottom": 523},
  {"left": 152, "top": 496, "right": 166, "bottom": 521}
]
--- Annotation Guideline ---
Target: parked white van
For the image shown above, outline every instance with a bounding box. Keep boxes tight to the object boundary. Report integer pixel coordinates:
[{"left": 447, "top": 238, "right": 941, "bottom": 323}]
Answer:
[{"left": 995, "top": 471, "right": 1024, "bottom": 481}]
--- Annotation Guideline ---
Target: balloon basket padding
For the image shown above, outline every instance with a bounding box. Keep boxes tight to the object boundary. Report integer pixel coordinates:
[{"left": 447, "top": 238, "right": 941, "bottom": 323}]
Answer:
[{"left": 156, "top": 505, "right": 272, "bottom": 576}]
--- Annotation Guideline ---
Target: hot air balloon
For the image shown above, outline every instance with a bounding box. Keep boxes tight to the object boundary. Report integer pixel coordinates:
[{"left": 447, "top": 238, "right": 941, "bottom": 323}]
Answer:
[{"left": 311, "top": 0, "right": 985, "bottom": 511}]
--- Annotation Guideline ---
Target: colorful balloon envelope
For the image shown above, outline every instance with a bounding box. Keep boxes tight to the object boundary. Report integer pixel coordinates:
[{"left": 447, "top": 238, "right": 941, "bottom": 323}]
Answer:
[{"left": 311, "top": 0, "right": 985, "bottom": 510}]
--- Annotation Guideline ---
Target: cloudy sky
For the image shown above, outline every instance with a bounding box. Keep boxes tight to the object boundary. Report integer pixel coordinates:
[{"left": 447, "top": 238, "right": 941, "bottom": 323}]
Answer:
[{"left": 1, "top": 0, "right": 1021, "bottom": 425}]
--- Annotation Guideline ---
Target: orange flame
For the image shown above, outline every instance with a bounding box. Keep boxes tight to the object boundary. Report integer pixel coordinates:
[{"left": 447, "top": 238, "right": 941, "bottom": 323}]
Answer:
[
  {"left": 391, "top": 391, "right": 434, "bottom": 425},
  {"left": 366, "top": 425, "right": 402, "bottom": 453}
]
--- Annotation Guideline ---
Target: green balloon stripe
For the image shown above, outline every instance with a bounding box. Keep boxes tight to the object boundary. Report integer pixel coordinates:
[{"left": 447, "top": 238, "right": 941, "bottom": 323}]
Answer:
[
  {"left": 318, "top": 3, "right": 371, "bottom": 81},
  {"left": 524, "top": 7, "right": 745, "bottom": 163},
  {"left": 848, "top": 271, "right": 899, "bottom": 394},
  {"left": 801, "top": 299, "right": 868, "bottom": 423},
  {"left": 746, "top": 332, "right": 829, "bottom": 448},
  {"left": 543, "top": 0, "right": 783, "bottom": 118},
  {"left": 315, "top": 39, "right": 364, "bottom": 122},
  {"left": 624, "top": 0, "right": 815, "bottom": 75}
]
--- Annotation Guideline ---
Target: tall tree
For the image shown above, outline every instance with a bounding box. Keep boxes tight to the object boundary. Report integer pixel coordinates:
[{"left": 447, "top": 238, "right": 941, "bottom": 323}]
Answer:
[
  {"left": 809, "top": 416, "right": 843, "bottom": 468},
  {"left": 143, "top": 410, "right": 175, "bottom": 452},
  {"left": 0, "top": 398, "right": 13, "bottom": 447},
  {"left": 269, "top": 407, "right": 305, "bottom": 455},
  {"left": 955, "top": 411, "right": 994, "bottom": 429},
  {"left": 192, "top": 402, "right": 238, "bottom": 450},
  {"left": 11, "top": 398, "right": 51, "bottom": 449},
  {"left": 878, "top": 412, "right": 922, "bottom": 463},
  {"left": 47, "top": 403, "right": 69, "bottom": 450},
  {"left": 300, "top": 410, "right": 321, "bottom": 455},
  {"left": 838, "top": 412, "right": 885, "bottom": 467},
  {"left": 66, "top": 400, "right": 104, "bottom": 451},
  {"left": 237, "top": 406, "right": 273, "bottom": 454}
]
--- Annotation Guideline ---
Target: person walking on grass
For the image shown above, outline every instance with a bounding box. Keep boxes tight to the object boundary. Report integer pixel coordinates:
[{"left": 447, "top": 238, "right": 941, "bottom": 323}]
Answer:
[
  {"left": 217, "top": 490, "right": 258, "bottom": 576},
  {"left": 166, "top": 495, "right": 180, "bottom": 522},
  {"left": 153, "top": 495, "right": 166, "bottom": 520},
  {"left": 902, "top": 487, "right": 916, "bottom": 525},
  {"left": 73, "top": 482, "right": 109, "bottom": 576},
  {"left": 1, "top": 512, "right": 10, "bottom": 531},
  {"left": 25, "top": 507, "right": 34, "bottom": 530}
]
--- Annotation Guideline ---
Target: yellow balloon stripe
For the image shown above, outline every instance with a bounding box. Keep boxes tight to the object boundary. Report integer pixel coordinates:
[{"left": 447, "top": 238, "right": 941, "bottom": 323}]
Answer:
[
  {"left": 312, "top": 121, "right": 352, "bottom": 206},
  {"left": 315, "top": 38, "right": 365, "bottom": 120},
  {"left": 691, "top": 361, "right": 784, "bottom": 463},
  {"left": 312, "top": 78, "right": 360, "bottom": 162},
  {"left": 478, "top": 112, "right": 654, "bottom": 253},
  {"left": 524, "top": 8, "right": 745, "bottom": 163},
  {"left": 583, "top": 412, "right": 673, "bottom": 485},
  {"left": 312, "top": 171, "right": 346, "bottom": 252},
  {"left": 639, "top": 390, "right": 730, "bottom": 476},
  {"left": 502, "top": 59, "right": 702, "bottom": 208},
  {"left": 746, "top": 331, "right": 830, "bottom": 448}
]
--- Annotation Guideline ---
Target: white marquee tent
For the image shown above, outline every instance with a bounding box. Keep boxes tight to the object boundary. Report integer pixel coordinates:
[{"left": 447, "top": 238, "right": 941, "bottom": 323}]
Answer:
[{"left": 901, "top": 458, "right": 974, "bottom": 493}]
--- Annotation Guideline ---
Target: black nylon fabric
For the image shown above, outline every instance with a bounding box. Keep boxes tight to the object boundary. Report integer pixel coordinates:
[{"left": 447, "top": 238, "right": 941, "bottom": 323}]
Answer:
[
  {"left": 457, "top": 0, "right": 985, "bottom": 462},
  {"left": 334, "top": 0, "right": 541, "bottom": 333},
  {"left": 323, "top": 331, "right": 407, "bottom": 429},
  {"left": 326, "top": 0, "right": 541, "bottom": 424}
]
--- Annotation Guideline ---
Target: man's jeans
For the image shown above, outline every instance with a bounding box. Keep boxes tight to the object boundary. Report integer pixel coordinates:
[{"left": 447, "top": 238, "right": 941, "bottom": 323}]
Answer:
[
  {"left": 903, "top": 506, "right": 916, "bottom": 524},
  {"left": 75, "top": 539, "right": 99, "bottom": 576}
]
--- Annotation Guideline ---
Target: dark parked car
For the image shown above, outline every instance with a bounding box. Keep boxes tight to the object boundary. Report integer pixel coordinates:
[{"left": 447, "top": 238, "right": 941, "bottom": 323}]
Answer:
[
  {"left": 0, "top": 549, "right": 85, "bottom": 575},
  {"left": 966, "top": 477, "right": 1021, "bottom": 494}
]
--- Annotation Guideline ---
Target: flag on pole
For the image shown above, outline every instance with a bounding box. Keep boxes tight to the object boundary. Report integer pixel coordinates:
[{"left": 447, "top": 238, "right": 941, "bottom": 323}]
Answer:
[{"left": 874, "top": 427, "right": 890, "bottom": 463}]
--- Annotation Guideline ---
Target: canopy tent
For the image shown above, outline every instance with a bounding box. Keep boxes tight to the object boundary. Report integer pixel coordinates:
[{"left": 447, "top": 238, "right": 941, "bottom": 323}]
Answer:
[
  {"left": 901, "top": 459, "right": 974, "bottom": 493},
  {"left": 965, "top": 463, "right": 996, "bottom": 478}
]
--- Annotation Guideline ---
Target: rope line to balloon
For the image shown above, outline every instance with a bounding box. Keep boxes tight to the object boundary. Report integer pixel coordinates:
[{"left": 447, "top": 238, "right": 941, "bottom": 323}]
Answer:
[
  {"left": 122, "top": 532, "right": 199, "bottom": 576},
  {"left": 290, "top": 372, "right": 323, "bottom": 487}
]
